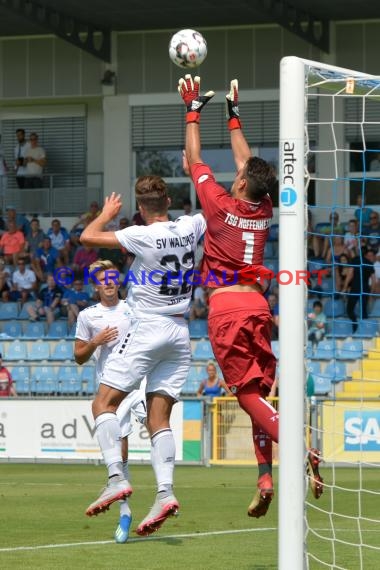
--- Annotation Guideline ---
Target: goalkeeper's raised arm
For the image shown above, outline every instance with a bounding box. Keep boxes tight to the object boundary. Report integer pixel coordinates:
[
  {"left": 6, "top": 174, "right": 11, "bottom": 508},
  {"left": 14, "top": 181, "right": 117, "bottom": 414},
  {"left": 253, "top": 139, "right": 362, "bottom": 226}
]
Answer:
[{"left": 225, "top": 79, "right": 252, "bottom": 171}]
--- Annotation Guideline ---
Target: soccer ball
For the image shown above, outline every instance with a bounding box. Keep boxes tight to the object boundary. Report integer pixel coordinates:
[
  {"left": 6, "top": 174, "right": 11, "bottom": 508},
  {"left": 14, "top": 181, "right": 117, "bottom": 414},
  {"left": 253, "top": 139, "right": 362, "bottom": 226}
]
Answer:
[{"left": 169, "top": 29, "right": 207, "bottom": 69}]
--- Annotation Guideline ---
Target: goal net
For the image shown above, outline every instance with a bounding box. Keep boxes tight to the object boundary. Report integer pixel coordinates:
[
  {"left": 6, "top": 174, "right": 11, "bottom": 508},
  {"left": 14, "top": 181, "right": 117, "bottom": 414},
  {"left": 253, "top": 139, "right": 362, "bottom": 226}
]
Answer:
[{"left": 279, "top": 57, "right": 380, "bottom": 570}]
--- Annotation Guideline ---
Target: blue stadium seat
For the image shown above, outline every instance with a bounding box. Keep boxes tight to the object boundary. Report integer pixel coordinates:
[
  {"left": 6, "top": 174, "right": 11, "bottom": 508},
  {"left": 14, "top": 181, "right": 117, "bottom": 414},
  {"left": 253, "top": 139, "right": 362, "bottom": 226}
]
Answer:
[
  {"left": 46, "top": 321, "right": 68, "bottom": 339},
  {"left": 182, "top": 366, "right": 203, "bottom": 394},
  {"left": 51, "top": 341, "right": 74, "bottom": 361},
  {"left": 324, "top": 298, "right": 345, "bottom": 318},
  {"left": 57, "top": 366, "right": 81, "bottom": 394},
  {"left": 307, "top": 361, "right": 321, "bottom": 375},
  {"left": 66, "top": 323, "right": 77, "bottom": 339},
  {"left": 27, "top": 340, "right": 50, "bottom": 361},
  {"left": 323, "top": 361, "right": 347, "bottom": 382},
  {"left": 0, "top": 303, "right": 19, "bottom": 320},
  {"left": 311, "top": 340, "right": 336, "bottom": 360},
  {"left": 337, "top": 340, "right": 364, "bottom": 360},
  {"left": 313, "top": 374, "right": 332, "bottom": 395},
  {"left": 6, "top": 340, "right": 27, "bottom": 360},
  {"left": 81, "top": 366, "right": 96, "bottom": 395},
  {"left": 268, "top": 223, "right": 279, "bottom": 241},
  {"left": 17, "top": 302, "right": 35, "bottom": 320},
  {"left": 33, "top": 366, "right": 58, "bottom": 394},
  {"left": 264, "top": 241, "right": 275, "bottom": 258},
  {"left": 193, "top": 340, "right": 214, "bottom": 360},
  {"left": 353, "top": 320, "right": 379, "bottom": 338},
  {"left": 3, "top": 321, "right": 22, "bottom": 338},
  {"left": 11, "top": 366, "right": 30, "bottom": 394},
  {"left": 265, "top": 259, "right": 279, "bottom": 275},
  {"left": 189, "top": 319, "right": 208, "bottom": 339},
  {"left": 305, "top": 342, "right": 314, "bottom": 359},
  {"left": 326, "top": 319, "right": 353, "bottom": 338},
  {"left": 24, "top": 321, "right": 45, "bottom": 339},
  {"left": 369, "top": 299, "right": 380, "bottom": 317}
]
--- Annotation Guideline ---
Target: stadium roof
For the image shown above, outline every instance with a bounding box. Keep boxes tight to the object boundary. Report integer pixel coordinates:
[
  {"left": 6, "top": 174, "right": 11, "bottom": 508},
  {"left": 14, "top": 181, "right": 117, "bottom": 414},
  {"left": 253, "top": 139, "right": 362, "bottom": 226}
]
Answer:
[{"left": 0, "top": 0, "right": 378, "bottom": 61}]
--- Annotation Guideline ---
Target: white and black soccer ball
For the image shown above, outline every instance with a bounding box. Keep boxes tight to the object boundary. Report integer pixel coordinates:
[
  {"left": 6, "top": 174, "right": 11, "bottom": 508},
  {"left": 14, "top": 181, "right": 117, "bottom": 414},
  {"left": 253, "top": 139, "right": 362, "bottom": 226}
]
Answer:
[{"left": 169, "top": 29, "right": 207, "bottom": 69}]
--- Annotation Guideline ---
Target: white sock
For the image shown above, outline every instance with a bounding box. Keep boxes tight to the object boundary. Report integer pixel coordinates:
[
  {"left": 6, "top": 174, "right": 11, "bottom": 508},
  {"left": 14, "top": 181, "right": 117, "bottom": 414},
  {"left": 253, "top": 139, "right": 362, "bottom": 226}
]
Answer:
[
  {"left": 122, "top": 460, "right": 130, "bottom": 482},
  {"left": 95, "top": 412, "right": 123, "bottom": 478},
  {"left": 119, "top": 500, "right": 131, "bottom": 517},
  {"left": 151, "top": 428, "right": 175, "bottom": 495}
]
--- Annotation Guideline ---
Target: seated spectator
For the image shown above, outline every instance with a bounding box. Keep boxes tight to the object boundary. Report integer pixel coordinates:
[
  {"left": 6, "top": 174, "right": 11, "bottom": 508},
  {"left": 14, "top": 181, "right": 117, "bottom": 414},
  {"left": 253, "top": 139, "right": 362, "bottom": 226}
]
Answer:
[
  {"left": 32, "top": 236, "right": 59, "bottom": 282},
  {"left": 267, "top": 292, "right": 279, "bottom": 340},
  {"left": 369, "top": 152, "right": 380, "bottom": 171},
  {"left": 335, "top": 253, "right": 352, "bottom": 294},
  {"left": 182, "top": 198, "right": 193, "bottom": 216},
  {"left": 25, "top": 218, "right": 45, "bottom": 262},
  {"left": 308, "top": 300, "right": 327, "bottom": 347},
  {"left": 314, "top": 212, "right": 345, "bottom": 259},
  {"left": 61, "top": 279, "right": 90, "bottom": 328},
  {"left": 344, "top": 219, "right": 360, "bottom": 257},
  {"left": 47, "top": 219, "right": 70, "bottom": 265},
  {"left": 70, "top": 201, "right": 101, "bottom": 248},
  {"left": 0, "top": 220, "right": 26, "bottom": 265},
  {"left": 119, "top": 217, "right": 129, "bottom": 230},
  {"left": 197, "top": 361, "right": 232, "bottom": 398},
  {"left": 72, "top": 245, "right": 98, "bottom": 276},
  {"left": 0, "top": 256, "right": 11, "bottom": 298},
  {"left": 131, "top": 210, "right": 145, "bottom": 226},
  {"left": 3, "top": 259, "right": 37, "bottom": 304},
  {"left": 325, "top": 236, "right": 350, "bottom": 265},
  {"left": 363, "top": 211, "right": 380, "bottom": 252},
  {"left": 0, "top": 354, "right": 17, "bottom": 397},
  {"left": 373, "top": 252, "right": 380, "bottom": 294},
  {"left": 27, "top": 274, "right": 63, "bottom": 324},
  {"left": 5, "top": 205, "right": 30, "bottom": 235},
  {"left": 189, "top": 286, "right": 209, "bottom": 320},
  {"left": 354, "top": 194, "right": 373, "bottom": 230},
  {"left": 24, "top": 132, "right": 47, "bottom": 188}
]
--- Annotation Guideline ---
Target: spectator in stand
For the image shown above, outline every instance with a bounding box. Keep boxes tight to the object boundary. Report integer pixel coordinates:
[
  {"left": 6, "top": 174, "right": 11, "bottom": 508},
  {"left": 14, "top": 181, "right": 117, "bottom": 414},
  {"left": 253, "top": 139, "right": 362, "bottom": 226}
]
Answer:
[
  {"left": 72, "top": 245, "right": 98, "bottom": 276},
  {"left": 131, "top": 210, "right": 146, "bottom": 226},
  {"left": 373, "top": 252, "right": 380, "bottom": 294},
  {"left": 4, "top": 259, "right": 37, "bottom": 304},
  {"left": 363, "top": 211, "right": 380, "bottom": 253},
  {"left": 345, "top": 247, "right": 375, "bottom": 332},
  {"left": 25, "top": 218, "right": 45, "bottom": 262},
  {"left": 0, "top": 256, "right": 11, "bottom": 298},
  {"left": 354, "top": 194, "right": 373, "bottom": 231},
  {"left": 182, "top": 198, "right": 193, "bottom": 215},
  {"left": 47, "top": 219, "right": 70, "bottom": 265},
  {"left": 119, "top": 217, "right": 129, "bottom": 230},
  {"left": 61, "top": 279, "right": 90, "bottom": 329},
  {"left": 5, "top": 205, "right": 30, "bottom": 236},
  {"left": 197, "top": 361, "right": 232, "bottom": 398},
  {"left": 0, "top": 135, "right": 8, "bottom": 193},
  {"left": 325, "top": 236, "right": 350, "bottom": 265},
  {"left": 308, "top": 301, "right": 327, "bottom": 348},
  {"left": 14, "top": 128, "right": 29, "bottom": 189},
  {"left": 314, "top": 212, "right": 345, "bottom": 259},
  {"left": 0, "top": 354, "right": 17, "bottom": 397},
  {"left": 27, "top": 274, "right": 63, "bottom": 324},
  {"left": 70, "top": 201, "right": 102, "bottom": 248},
  {"left": 32, "top": 236, "right": 59, "bottom": 282},
  {"left": 335, "top": 253, "right": 353, "bottom": 294},
  {"left": 369, "top": 152, "right": 380, "bottom": 171},
  {"left": 24, "top": 132, "right": 47, "bottom": 188},
  {"left": 189, "top": 285, "right": 209, "bottom": 320},
  {"left": 344, "top": 219, "right": 361, "bottom": 257},
  {"left": 267, "top": 292, "right": 279, "bottom": 341},
  {"left": 0, "top": 220, "right": 25, "bottom": 265}
]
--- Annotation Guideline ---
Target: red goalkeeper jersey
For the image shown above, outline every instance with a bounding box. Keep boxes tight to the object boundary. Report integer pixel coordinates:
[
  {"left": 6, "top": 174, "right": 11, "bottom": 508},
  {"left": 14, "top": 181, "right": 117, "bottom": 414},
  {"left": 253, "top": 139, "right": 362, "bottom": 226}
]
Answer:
[{"left": 190, "top": 162, "right": 273, "bottom": 288}]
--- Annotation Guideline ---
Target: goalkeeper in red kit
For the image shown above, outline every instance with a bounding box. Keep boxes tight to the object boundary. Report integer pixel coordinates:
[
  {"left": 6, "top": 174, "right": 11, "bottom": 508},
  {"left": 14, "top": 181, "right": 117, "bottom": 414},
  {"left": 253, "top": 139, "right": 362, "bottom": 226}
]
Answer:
[{"left": 178, "top": 75, "right": 323, "bottom": 517}]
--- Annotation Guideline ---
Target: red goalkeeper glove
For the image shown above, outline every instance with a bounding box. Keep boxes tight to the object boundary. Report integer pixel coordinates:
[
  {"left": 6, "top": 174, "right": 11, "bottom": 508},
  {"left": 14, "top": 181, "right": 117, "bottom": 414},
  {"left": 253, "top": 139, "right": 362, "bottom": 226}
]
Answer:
[
  {"left": 226, "top": 79, "right": 241, "bottom": 130},
  {"left": 178, "top": 74, "right": 215, "bottom": 124}
]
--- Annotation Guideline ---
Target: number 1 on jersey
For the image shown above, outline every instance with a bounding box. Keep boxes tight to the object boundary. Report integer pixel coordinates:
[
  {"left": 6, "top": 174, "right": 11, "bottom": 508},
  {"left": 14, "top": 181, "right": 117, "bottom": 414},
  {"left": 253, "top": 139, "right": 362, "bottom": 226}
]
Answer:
[{"left": 242, "top": 232, "right": 254, "bottom": 263}]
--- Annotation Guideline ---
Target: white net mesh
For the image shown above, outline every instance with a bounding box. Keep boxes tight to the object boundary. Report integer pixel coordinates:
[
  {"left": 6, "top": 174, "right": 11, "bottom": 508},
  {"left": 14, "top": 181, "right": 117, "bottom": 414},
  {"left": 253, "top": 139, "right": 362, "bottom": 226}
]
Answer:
[{"left": 304, "top": 64, "right": 380, "bottom": 569}]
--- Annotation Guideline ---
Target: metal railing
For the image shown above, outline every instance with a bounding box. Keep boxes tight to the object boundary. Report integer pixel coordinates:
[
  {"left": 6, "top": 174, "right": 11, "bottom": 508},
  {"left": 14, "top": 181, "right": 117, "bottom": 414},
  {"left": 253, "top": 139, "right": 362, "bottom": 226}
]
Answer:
[{"left": 0, "top": 172, "right": 103, "bottom": 216}]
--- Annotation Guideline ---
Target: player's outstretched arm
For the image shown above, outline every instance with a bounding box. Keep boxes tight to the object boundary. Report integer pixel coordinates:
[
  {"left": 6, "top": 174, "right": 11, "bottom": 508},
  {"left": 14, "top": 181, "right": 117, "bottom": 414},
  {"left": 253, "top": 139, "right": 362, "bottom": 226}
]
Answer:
[
  {"left": 226, "top": 79, "right": 251, "bottom": 171},
  {"left": 178, "top": 75, "right": 214, "bottom": 166},
  {"left": 80, "top": 192, "right": 122, "bottom": 248}
]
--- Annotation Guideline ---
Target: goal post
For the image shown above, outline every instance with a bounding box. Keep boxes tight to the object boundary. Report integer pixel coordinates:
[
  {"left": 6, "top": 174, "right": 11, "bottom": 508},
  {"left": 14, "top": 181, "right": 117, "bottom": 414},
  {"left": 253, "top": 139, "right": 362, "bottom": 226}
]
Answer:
[{"left": 279, "top": 56, "right": 380, "bottom": 569}]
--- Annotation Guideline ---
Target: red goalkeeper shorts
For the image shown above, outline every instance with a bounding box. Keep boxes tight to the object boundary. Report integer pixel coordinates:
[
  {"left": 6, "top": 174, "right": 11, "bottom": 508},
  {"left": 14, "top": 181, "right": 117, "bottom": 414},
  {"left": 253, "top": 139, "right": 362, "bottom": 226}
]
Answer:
[{"left": 207, "top": 291, "right": 276, "bottom": 395}]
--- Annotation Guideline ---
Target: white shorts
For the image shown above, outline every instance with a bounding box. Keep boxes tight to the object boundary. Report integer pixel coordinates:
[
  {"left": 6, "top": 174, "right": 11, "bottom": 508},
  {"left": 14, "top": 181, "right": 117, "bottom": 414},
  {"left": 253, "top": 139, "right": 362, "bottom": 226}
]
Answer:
[
  {"left": 116, "top": 379, "right": 147, "bottom": 438},
  {"left": 101, "top": 315, "right": 191, "bottom": 400}
]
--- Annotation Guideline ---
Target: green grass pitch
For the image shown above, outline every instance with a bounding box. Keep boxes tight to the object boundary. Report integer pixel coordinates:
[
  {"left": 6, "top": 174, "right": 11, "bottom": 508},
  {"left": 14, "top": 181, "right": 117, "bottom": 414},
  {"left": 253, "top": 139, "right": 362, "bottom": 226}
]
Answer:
[{"left": 0, "top": 464, "right": 378, "bottom": 569}]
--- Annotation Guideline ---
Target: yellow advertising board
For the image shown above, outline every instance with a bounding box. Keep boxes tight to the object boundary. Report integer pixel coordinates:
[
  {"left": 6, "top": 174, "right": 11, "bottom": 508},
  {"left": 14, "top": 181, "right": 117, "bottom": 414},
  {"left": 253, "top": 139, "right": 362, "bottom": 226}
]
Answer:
[{"left": 322, "top": 400, "right": 380, "bottom": 463}]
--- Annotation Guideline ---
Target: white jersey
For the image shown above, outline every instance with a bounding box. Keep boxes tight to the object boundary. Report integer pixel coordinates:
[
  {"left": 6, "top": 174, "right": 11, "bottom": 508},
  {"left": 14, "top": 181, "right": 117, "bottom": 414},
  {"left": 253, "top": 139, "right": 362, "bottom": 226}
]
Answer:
[
  {"left": 115, "top": 214, "right": 206, "bottom": 317},
  {"left": 75, "top": 300, "right": 132, "bottom": 383}
]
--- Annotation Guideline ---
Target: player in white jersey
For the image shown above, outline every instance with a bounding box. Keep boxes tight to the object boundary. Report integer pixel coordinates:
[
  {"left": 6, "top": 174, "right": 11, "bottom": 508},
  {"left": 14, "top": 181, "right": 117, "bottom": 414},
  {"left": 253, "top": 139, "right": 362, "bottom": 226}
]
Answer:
[
  {"left": 80, "top": 175, "right": 206, "bottom": 535},
  {"left": 74, "top": 259, "right": 146, "bottom": 543}
]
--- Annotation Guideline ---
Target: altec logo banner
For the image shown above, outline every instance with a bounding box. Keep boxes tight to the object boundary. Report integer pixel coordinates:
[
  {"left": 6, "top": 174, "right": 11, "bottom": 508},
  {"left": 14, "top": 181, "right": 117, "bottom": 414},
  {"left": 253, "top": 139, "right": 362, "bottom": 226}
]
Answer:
[
  {"left": 344, "top": 410, "right": 380, "bottom": 451},
  {"left": 280, "top": 141, "right": 298, "bottom": 208}
]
